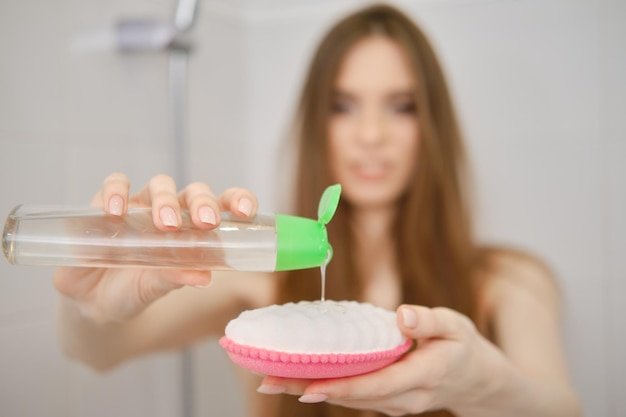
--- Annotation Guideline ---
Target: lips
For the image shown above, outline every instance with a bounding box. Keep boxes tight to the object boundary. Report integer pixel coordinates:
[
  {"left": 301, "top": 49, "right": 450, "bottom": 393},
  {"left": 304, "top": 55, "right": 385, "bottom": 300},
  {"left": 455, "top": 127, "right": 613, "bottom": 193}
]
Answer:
[{"left": 351, "top": 160, "right": 389, "bottom": 180}]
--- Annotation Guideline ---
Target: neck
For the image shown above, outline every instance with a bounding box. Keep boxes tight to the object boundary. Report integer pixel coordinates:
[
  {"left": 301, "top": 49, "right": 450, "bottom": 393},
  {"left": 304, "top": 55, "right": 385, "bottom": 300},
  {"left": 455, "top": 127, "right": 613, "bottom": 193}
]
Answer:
[
  {"left": 350, "top": 204, "right": 397, "bottom": 249},
  {"left": 348, "top": 203, "right": 402, "bottom": 306}
]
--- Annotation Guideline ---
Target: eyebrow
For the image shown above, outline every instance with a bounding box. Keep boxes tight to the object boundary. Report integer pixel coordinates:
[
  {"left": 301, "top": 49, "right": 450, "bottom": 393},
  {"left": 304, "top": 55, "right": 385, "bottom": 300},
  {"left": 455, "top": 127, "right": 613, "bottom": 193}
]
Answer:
[
  {"left": 387, "top": 91, "right": 415, "bottom": 100},
  {"left": 332, "top": 89, "right": 416, "bottom": 100},
  {"left": 332, "top": 91, "right": 355, "bottom": 100}
]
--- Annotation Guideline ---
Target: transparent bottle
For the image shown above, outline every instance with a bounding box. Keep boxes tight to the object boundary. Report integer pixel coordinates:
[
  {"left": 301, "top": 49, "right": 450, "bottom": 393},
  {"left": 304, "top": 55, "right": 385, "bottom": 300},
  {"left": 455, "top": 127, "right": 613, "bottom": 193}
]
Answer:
[{"left": 2, "top": 185, "right": 341, "bottom": 272}]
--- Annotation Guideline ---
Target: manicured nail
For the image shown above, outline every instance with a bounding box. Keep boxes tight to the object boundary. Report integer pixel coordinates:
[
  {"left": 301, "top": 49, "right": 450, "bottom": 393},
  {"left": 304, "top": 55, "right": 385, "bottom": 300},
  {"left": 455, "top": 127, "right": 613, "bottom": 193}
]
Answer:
[
  {"left": 238, "top": 198, "right": 253, "bottom": 216},
  {"left": 298, "top": 393, "right": 328, "bottom": 403},
  {"left": 192, "top": 276, "right": 212, "bottom": 288},
  {"left": 199, "top": 206, "right": 216, "bottom": 225},
  {"left": 256, "top": 384, "right": 286, "bottom": 395},
  {"left": 109, "top": 195, "right": 124, "bottom": 216},
  {"left": 193, "top": 282, "right": 212, "bottom": 289},
  {"left": 401, "top": 307, "right": 418, "bottom": 329},
  {"left": 160, "top": 206, "right": 178, "bottom": 227}
]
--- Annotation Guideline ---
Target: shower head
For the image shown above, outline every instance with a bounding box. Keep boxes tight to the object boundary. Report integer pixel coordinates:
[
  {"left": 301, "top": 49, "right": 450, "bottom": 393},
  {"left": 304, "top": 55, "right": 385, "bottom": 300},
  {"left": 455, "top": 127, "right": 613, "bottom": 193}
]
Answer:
[
  {"left": 70, "top": 0, "right": 199, "bottom": 54},
  {"left": 174, "top": 0, "right": 199, "bottom": 33}
]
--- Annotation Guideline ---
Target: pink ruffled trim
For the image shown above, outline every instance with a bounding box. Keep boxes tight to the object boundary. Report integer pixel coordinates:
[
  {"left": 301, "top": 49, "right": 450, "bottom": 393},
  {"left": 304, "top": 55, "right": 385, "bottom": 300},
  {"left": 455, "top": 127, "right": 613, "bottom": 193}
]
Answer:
[{"left": 219, "top": 337, "right": 412, "bottom": 379}]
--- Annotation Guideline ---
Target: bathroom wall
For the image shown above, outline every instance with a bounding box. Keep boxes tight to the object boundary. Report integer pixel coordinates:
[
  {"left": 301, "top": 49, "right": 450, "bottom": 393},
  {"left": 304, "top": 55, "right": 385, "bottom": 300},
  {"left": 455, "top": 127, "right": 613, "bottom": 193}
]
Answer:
[
  {"left": 0, "top": 0, "right": 624, "bottom": 416},
  {"left": 0, "top": 0, "right": 242, "bottom": 416}
]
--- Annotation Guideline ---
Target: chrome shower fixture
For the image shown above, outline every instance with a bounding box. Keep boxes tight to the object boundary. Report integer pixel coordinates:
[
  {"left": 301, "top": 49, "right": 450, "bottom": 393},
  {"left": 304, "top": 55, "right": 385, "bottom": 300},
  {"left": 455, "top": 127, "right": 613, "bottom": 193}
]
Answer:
[{"left": 71, "top": 0, "right": 198, "bottom": 53}]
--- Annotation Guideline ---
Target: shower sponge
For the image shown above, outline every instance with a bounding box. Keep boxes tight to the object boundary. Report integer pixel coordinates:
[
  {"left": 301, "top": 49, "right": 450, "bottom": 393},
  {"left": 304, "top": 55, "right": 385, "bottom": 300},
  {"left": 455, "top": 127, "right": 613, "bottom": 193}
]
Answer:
[{"left": 219, "top": 300, "right": 411, "bottom": 379}]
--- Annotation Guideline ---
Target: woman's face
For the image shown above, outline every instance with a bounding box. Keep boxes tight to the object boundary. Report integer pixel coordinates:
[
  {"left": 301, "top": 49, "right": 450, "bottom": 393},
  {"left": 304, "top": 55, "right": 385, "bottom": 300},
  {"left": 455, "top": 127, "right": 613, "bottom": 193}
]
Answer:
[{"left": 328, "top": 36, "right": 419, "bottom": 210}]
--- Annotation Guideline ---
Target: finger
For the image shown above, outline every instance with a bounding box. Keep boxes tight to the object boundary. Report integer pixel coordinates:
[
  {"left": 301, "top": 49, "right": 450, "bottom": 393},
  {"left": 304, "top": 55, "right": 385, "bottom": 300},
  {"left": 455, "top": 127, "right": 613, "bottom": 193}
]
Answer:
[
  {"left": 397, "top": 305, "right": 475, "bottom": 342},
  {"left": 301, "top": 363, "right": 409, "bottom": 400},
  {"left": 217, "top": 188, "right": 258, "bottom": 218},
  {"left": 257, "top": 376, "right": 310, "bottom": 396},
  {"left": 133, "top": 174, "right": 182, "bottom": 231},
  {"left": 108, "top": 269, "right": 212, "bottom": 322},
  {"left": 178, "top": 182, "right": 221, "bottom": 229},
  {"left": 298, "top": 348, "right": 444, "bottom": 401},
  {"left": 93, "top": 172, "right": 130, "bottom": 216},
  {"left": 53, "top": 266, "right": 105, "bottom": 300},
  {"left": 324, "top": 388, "right": 433, "bottom": 416},
  {"left": 143, "top": 269, "right": 212, "bottom": 293}
]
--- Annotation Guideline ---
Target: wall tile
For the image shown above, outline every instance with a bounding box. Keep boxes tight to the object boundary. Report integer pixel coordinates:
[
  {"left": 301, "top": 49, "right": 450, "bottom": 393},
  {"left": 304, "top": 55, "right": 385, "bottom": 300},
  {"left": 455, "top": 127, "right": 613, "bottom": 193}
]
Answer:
[
  {"left": 606, "top": 140, "right": 626, "bottom": 417},
  {"left": 0, "top": 319, "right": 70, "bottom": 417},
  {"left": 0, "top": 138, "right": 68, "bottom": 316},
  {"left": 64, "top": 53, "right": 170, "bottom": 146},
  {"left": 0, "top": 2, "right": 184, "bottom": 415},
  {"left": 63, "top": 144, "right": 174, "bottom": 203},
  {"left": 0, "top": 0, "right": 70, "bottom": 134},
  {"left": 68, "top": 354, "right": 182, "bottom": 417},
  {"left": 186, "top": 15, "right": 247, "bottom": 194},
  {"left": 410, "top": 0, "right": 602, "bottom": 147},
  {"left": 190, "top": 340, "right": 244, "bottom": 417},
  {"left": 603, "top": 0, "right": 626, "bottom": 143},
  {"left": 0, "top": 136, "right": 67, "bottom": 204}
]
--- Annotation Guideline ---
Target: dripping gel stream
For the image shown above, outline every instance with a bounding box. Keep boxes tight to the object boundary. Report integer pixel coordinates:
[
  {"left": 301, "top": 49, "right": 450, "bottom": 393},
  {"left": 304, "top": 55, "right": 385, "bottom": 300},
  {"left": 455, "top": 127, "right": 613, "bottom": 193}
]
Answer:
[
  {"left": 320, "top": 249, "right": 332, "bottom": 302},
  {"left": 314, "top": 183, "right": 341, "bottom": 302}
]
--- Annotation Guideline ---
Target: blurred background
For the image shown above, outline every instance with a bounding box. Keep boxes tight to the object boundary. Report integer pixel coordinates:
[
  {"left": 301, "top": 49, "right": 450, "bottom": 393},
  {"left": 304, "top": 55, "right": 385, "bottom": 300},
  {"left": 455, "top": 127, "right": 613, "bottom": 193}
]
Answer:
[{"left": 0, "top": 0, "right": 624, "bottom": 416}]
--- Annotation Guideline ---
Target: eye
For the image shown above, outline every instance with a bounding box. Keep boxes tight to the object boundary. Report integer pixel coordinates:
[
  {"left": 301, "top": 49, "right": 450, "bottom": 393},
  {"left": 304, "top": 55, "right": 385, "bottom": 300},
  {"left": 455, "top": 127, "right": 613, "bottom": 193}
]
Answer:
[
  {"left": 332, "top": 100, "right": 354, "bottom": 114},
  {"left": 390, "top": 101, "right": 416, "bottom": 114}
]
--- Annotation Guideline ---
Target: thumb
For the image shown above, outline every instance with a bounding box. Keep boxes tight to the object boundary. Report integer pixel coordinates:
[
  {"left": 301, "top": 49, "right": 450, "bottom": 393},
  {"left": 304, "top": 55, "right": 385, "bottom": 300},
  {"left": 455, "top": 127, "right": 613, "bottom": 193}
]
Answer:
[
  {"left": 136, "top": 269, "right": 213, "bottom": 306},
  {"left": 125, "top": 270, "right": 211, "bottom": 317},
  {"left": 397, "top": 305, "right": 475, "bottom": 342},
  {"left": 150, "top": 269, "right": 213, "bottom": 291}
]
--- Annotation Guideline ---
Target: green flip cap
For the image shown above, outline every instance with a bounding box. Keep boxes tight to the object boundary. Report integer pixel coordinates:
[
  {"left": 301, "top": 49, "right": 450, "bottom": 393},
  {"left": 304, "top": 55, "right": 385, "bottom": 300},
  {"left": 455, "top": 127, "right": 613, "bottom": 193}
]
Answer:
[{"left": 275, "top": 184, "right": 341, "bottom": 271}]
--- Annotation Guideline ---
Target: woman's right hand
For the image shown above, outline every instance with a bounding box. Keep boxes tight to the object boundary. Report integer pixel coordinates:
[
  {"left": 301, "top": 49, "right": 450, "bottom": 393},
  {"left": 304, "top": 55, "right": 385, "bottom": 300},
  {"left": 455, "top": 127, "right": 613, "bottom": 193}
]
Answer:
[{"left": 52, "top": 173, "right": 259, "bottom": 324}]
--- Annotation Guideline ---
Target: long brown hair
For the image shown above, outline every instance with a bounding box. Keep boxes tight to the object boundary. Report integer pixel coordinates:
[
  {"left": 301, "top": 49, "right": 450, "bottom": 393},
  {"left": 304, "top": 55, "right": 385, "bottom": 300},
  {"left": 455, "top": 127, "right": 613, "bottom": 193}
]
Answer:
[{"left": 272, "top": 4, "right": 477, "bottom": 417}]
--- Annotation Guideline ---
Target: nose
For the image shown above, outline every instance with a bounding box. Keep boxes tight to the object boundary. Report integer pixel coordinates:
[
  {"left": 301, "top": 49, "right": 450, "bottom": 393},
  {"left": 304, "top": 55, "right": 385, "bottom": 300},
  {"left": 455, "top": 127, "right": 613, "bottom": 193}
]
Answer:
[{"left": 357, "top": 107, "right": 385, "bottom": 146}]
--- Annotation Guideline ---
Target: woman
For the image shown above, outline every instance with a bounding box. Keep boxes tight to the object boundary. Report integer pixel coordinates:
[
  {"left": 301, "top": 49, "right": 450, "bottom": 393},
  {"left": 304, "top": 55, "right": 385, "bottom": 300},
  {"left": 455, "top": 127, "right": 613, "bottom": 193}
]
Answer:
[{"left": 53, "top": 4, "right": 580, "bottom": 416}]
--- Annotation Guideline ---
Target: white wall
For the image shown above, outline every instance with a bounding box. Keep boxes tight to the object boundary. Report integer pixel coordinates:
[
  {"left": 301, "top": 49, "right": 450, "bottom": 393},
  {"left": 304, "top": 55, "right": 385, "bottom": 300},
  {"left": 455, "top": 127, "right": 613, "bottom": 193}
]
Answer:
[
  {"left": 0, "top": 0, "right": 624, "bottom": 416},
  {"left": 0, "top": 0, "right": 232, "bottom": 416}
]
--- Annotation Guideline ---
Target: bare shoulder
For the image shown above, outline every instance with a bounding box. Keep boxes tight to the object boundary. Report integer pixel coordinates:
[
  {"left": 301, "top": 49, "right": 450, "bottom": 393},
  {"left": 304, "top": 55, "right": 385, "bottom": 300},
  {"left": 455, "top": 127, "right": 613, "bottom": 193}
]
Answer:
[
  {"left": 467, "top": 247, "right": 581, "bottom": 414},
  {"left": 475, "top": 246, "right": 562, "bottom": 316},
  {"left": 474, "top": 247, "right": 575, "bottom": 387}
]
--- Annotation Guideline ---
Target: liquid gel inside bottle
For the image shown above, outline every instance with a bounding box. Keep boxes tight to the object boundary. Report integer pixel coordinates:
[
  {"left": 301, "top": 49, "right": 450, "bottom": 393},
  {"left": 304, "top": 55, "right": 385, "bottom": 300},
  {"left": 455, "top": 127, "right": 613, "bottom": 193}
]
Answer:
[{"left": 2, "top": 185, "right": 341, "bottom": 272}]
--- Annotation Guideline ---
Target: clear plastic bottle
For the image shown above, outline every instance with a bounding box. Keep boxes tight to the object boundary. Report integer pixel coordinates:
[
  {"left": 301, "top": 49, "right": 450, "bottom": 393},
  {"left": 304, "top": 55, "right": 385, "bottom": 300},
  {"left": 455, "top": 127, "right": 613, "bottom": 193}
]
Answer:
[{"left": 2, "top": 185, "right": 341, "bottom": 272}]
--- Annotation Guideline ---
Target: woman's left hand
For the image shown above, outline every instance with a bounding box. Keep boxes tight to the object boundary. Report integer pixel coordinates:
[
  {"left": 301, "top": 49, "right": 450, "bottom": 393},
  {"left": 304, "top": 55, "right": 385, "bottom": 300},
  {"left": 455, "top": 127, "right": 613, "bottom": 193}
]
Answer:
[{"left": 258, "top": 305, "right": 509, "bottom": 416}]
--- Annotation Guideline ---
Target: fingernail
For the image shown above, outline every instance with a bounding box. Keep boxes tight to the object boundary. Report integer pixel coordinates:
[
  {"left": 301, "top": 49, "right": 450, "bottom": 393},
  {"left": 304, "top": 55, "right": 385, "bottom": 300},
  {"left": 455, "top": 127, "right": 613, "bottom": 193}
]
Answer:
[
  {"left": 109, "top": 195, "right": 124, "bottom": 216},
  {"left": 401, "top": 307, "right": 418, "bottom": 328},
  {"left": 298, "top": 393, "right": 328, "bottom": 403},
  {"left": 160, "top": 206, "right": 178, "bottom": 227},
  {"left": 192, "top": 281, "right": 212, "bottom": 289},
  {"left": 199, "top": 206, "right": 216, "bottom": 225},
  {"left": 238, "top": 198, "right": 253, "bottom": 216},
  {"left": 257, "top": 384, "right": 286, "bottom": 395}
]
